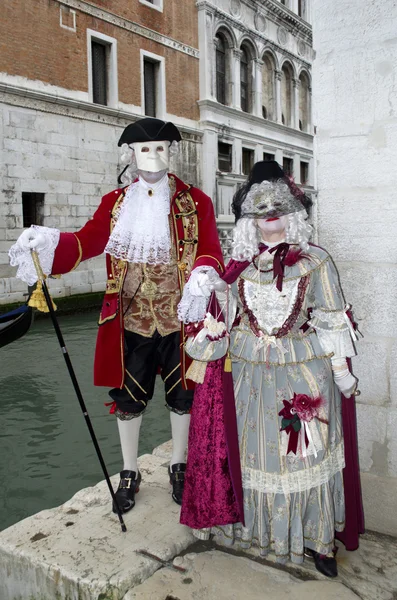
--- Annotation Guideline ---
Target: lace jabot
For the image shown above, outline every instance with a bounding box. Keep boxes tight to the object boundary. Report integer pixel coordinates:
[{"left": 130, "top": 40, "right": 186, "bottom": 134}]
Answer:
[{"left": 105, "top": 173, "right": 172, "bottom": 264}]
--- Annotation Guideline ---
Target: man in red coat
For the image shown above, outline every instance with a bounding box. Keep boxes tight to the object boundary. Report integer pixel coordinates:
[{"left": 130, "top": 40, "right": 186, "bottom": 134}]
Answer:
[{"left": 9, "top": 117, "right": 224, "bottom": 513}]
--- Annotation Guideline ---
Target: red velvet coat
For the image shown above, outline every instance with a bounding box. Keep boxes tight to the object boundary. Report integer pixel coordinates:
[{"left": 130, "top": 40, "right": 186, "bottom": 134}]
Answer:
[{"left": 51, "top": 174, "right": 224, "bottom": 389}]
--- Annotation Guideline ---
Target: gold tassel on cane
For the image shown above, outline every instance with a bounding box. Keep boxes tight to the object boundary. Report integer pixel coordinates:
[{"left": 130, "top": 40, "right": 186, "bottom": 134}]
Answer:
[{"left": 28, "top": 251, "right": 57, "bottom": 313}]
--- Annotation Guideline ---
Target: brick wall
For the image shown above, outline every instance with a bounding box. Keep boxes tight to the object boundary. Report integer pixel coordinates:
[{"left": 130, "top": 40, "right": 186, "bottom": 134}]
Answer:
[{"left": 0, "top": 0, "right": 199, "bottom": 119}]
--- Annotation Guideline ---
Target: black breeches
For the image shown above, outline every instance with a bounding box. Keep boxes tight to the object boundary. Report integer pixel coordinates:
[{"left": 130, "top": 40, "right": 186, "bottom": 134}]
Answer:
[{"left": 108, "top": 330, "right": 193, "bottom": 416}]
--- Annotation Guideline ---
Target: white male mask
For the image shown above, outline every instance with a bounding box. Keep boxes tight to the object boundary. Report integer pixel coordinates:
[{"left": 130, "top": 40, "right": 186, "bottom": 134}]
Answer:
[{"left": 132, "top": 140, "right": 170, "bottom": 173}]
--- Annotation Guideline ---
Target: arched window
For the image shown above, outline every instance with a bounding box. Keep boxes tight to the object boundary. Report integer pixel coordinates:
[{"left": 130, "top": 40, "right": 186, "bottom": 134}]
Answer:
[
  {"left": 215, "top": 34, "right": 227, "bottom": 105},
  {"left": 299, "top": 71, "right": 310, "bottom": 131},
  {"left": 281, "top": 63, "right": 293, "bottom": 127},
  {"left": 262, "top": 54, "right": 276, "bottom": 121},
  {"left": 240, "top": 47, "right": 250, "bottom": 113}
]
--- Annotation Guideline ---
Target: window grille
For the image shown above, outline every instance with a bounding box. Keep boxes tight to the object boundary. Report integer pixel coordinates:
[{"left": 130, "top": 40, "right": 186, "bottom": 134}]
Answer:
[
  {"left": 300, "top": 161, "right": 309, "bottom": 185},
  {"left": 283, "top": 157, "right": 293, "bottom": 176},
  {"left": 240, "top": 49, "right": 249, "bottom": 113},
  {"left": 218, "top": 142, "right": 232, "bottom": 172},
  {"left": 216, "top": 35, "right": 226, "bottom": 105},
  {"left": 92, "top": 41, "right": 108, "bottom": 105},
  {"left": 22, "top": 193, "right": 45, "bottom": 228},
  {"left": 263, "top": 152, "right": 275, "bottom": 162},
  {"left": 242, "top": 148, "right": 254, "bottom": 175},
  {"left": 144, "top": 59, "right": 157, "bottom": 117}
]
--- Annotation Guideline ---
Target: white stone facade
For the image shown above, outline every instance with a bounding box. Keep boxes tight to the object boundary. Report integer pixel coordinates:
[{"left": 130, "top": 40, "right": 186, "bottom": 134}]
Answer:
[
  {"left": 312, "top": 0, "right": 397, "bottom": 536},
  {"left": 0, "top": 86, "right": 201, "bottom": 305},
  {"left": 197, "top": 0, "right": 314, "bottom": 240}
]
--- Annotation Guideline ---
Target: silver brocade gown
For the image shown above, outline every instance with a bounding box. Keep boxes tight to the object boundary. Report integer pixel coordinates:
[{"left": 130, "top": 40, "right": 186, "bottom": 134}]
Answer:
[{"left": 212, "top": 244, "right": 356, "bottom": 564}]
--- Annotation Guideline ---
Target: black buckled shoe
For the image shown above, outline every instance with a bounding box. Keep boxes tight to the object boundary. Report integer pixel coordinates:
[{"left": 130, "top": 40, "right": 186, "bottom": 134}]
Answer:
[
  {"left": 112, "top": 470, "right": 141, "bottom": 514},
  {"left": 304, "top": 547, "right": 338, "bottom": 578},
  {"left": 168, "top": 463, "right": 186, "bottom": 506}
]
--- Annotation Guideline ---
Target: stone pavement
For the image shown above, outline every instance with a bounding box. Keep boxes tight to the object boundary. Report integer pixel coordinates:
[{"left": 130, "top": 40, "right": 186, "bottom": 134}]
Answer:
[{"left": 0, "top": 441, "right": 396, "bottom": 600}]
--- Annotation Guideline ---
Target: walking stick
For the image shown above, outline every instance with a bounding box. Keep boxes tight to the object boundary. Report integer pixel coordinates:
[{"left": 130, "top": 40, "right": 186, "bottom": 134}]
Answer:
[{"left": 28, "top": 250, "right": 127, "bottom": 533}]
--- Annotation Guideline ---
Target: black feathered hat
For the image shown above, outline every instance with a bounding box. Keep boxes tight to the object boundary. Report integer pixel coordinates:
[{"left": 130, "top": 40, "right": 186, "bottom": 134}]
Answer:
[
  {"left": 118, "top": 118, "right": 182, "bottom": 147},
  {"left": 232, "top": 160, "right": 312, "bottom": 222}
]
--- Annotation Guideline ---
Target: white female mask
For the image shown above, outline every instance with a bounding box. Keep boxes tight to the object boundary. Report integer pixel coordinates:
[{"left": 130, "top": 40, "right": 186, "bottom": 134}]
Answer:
[{"left": 131, "top": 140, "right": 170, "bottom": 173}]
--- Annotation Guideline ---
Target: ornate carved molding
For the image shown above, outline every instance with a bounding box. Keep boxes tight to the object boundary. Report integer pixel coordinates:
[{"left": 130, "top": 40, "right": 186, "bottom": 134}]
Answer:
[
  {"left": 196, "top": 0, "right": 312, "bottom": 43},
  {"left": 277, "top": 26, "right": 288, "bottom": 46},
  {"left": 254, "top": 10, "right": 267, "bottom": 33},
  {"left": 230, "top": 0, "right": 242, "bottom": 18},
  {"left": 194, "top": 2, "right": 312, "bottom": 69},
  {"left": 57, "top": 0, "right": 199, "bottom": 58}
]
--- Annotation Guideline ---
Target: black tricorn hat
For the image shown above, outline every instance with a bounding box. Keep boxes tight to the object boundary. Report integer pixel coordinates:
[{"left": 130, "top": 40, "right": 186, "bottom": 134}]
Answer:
[
  {"left": 250, "top": 160, "right": 285, "bottom": 183},
  {"left": 118, "top": 118, "right": 182, "bottom": 146}
]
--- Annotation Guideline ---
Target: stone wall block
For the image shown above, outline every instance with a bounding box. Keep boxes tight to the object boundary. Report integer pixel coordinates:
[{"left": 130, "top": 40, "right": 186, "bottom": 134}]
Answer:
[
  {"left": 337, "top": 264, "right": 397, "bottom": 338},
  {"left": 350, "top": 340, "right": 390, "bottom": 407},
  {"left": 355, "top": 404, "right": 387, "bottom": 472},
  {"left": 386, "top": 408, "right": 397, "bottom": 477},
  {"left": 390, "top": 342, "right": 397, "bottom": 408}
]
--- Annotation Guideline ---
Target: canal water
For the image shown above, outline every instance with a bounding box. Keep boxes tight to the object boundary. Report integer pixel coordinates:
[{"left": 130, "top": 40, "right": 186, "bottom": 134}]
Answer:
[{"left": 0, "top": 313, "right": 171, "bottom": 532}]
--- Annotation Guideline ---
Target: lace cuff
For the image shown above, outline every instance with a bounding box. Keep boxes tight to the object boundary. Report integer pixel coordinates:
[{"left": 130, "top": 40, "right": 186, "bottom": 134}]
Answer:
[
  {"left": 8, "top": 225, "right": 60, "bottom": 286},
  {"left": 177, "top": 266, "right": 217, "bottom": 324}
]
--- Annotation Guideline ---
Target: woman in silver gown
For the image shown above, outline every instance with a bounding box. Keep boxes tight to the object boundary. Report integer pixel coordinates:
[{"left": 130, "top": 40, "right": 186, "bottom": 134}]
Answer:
[{"left": 183, "top": 161, "right": 360, "bottom": 578}]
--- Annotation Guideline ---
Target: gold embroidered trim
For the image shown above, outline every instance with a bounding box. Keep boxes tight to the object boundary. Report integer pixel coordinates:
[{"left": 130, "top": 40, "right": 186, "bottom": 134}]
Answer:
[
  {"left": 195, "top": 253, "right": 224, "bottom": 273},
  {"left": 71, "top": 235, "right": 83, "bottom": 271},
  {"left": 163, "top": 362, "right": 181, "bottom": 382},
  {"left": 173, "top": 190, "right": 198, "bottom": 293},
  {"left": 106, "top": 280, "right": 120, "bottom": 293},
  {"left": 166, "top": 377, "right": 182, "bottom": 395},
  {"left": 126, "top": 369, "right": 147, "bottom": 395},
  {"left": 232, "top": 326, "right": 314, "bottom": 340},
  {"left": 229, "top": 351, "right": 333, "bottom": 366},
  {"left": 124, "top": 384, "right": 146, "bottom": 406},
  {"left": 98, "top": 311, "right": 118, "bottom": 325}
]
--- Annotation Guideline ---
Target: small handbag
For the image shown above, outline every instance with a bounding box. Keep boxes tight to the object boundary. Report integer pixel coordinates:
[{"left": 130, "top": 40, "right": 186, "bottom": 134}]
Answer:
[{"left": 185, "top": 291, "right": 231, "bottom": 382}]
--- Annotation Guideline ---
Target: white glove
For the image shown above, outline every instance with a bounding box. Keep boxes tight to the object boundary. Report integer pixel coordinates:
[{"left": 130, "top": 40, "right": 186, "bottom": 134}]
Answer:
[
  {"left": 9, "top": 225, "right": 60, "bottom": 286},
  {"left": 334, "top": 372, "right": 357, "bottom": 396},
  {"left": 18, "top": 228, "right": 47, "bottom": 251},
  {"left": 189, "top": 268, "right": 227, "bottom": 297},
  {"left": 332, "top": 358, "right": 357, "bottom": 396}
]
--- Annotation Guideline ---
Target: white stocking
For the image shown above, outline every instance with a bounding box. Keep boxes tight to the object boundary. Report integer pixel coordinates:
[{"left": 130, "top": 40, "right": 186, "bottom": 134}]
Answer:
[
  {"left": 117, "top": 416, "right": 142, "bottom": 476},
  {"left": 170, "top": 412, "right": 190, "bottom": 468}
]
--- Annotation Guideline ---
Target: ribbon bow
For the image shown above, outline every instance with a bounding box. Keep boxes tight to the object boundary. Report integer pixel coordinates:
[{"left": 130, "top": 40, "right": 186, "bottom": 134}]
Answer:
[{"left": 268, "top": 243, "right": 290, "bottom": 291}]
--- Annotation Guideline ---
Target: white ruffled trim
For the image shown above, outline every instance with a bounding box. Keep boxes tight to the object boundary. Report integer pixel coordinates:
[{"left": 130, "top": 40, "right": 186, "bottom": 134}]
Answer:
[
  {"left": 8, "top": 225, "right": 60, "bottom": 286},
  {"left": 177, "top": 266, "right": 216, "bottom": 324},
  {"left": 105, "top": 174, "right": 171, "bottom": 264},
  {"left": 309, "top": 305, "right": 357, "bottom": 359},
  {"left": 242, "top": 442, "right": 345, "bottom": 494},
  {"left": 313, "top": 328, "right": 356, "bottom": 359},
  {"left": 310, "top": 307, "right": 348, "bottom": 329}
]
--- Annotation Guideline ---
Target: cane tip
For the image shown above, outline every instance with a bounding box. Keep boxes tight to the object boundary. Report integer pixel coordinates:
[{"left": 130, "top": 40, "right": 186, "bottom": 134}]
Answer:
[{"left": 121, "top": 523, "right": 127, "bottom": 533}]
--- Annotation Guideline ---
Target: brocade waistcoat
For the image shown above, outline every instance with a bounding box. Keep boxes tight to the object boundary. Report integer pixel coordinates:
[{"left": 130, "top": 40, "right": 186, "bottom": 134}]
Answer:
[{"left": 122, "top": 223, "right": 181, "bottom": 337}]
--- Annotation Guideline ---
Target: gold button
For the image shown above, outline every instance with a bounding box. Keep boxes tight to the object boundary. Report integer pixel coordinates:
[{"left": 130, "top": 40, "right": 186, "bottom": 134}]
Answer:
[
  {"left": 178, "top": 262, "right": 187, "bottom": 271},
  {"left": 148, "top": 189, "right": 154, "bottom": 197}
]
